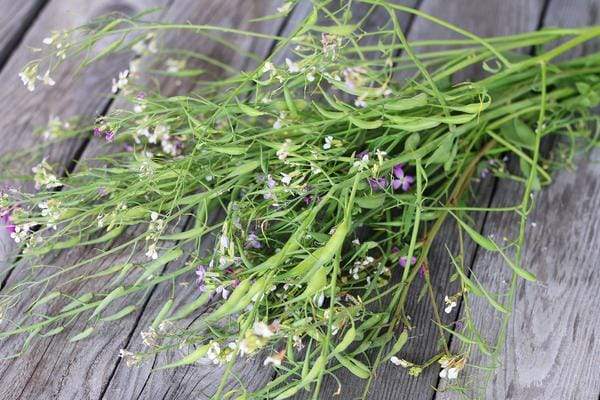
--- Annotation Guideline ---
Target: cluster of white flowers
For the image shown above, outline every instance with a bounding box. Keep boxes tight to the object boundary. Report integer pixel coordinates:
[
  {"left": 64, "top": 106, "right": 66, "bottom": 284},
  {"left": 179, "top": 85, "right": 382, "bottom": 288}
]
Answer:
[
  {"left": 438, "top": 355, "right": 466, "bottom": 380},
  {"left": 42, "top": 30, "right": 68, "bottom": 59},
  {"left": 18, "top": 64, "right": 45, "bottom": 92},
  {"left": 132, "top": 33, "right": 158, "bottom": 56},
  {"left": 145, "top": 211, "right": 165, "bottom": 260},
  {"left": 38, "top": 199, "right": 61, "bottom": 230},
  {"left": 443, "top": 295, "right": 458, "bottom": 314},
  {"left": 41, "top": 116, "right": 70, "bottom": 140},
  {"left": 118, "top": 349, "right": 141, "bottom": 367},
  {"left": 10, "top": 222, "right": 34, "bottom": 244},
  {"left": 350, "top": 256, "right": 375, "bottom": 280},
  {"left": 273, "top": 112, "right": 287, "bottom": 130},
  {"left": 238, "top": 321, "right": 277, "bottom": 356},
  {"left": 111, "top": 69, "right": 129, "bottom": 94},
  {"left": 206, "top": 340, "right": 237, "bottom": 365},
  {"left": 32, "top": 159, "right": 62, "bottom": 190},
  {"left": 352, "top": 152, "right": 370, "bottom": 171},
  {"left": 140, "top": 327, "right": 159, "bottom": 348},
  {"left": 276, "top": 138, "right": 292, "bottom": 159}
]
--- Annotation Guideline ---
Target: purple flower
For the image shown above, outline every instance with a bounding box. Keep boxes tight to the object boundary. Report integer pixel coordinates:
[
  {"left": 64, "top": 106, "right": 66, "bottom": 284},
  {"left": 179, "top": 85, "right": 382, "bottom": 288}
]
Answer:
[
  {"left": 418, "top": 264, "right": 426, "bottom": 279},
  {"left": 391, "top": 164, "right": 414, "bottom": 192},
  {"left": 368, "top": 177, "right": 388, "bottom": 191},
  {"left": 93, "top": 127, "right": 103, "bottom": 137},
  {"left": 0, "top": 211, "right": 15, "bottom": 234},
  {"left": 195, "top": 264, "right": 207, "bottom": 292},
  {"left": 399, "top": 256, "right": 417, "bottom": 268},
  {"left": 104, "top": 131, "right": 115, "bottom": 142},
  {"left": 356, "top": 150, "right": 369, "bottom": 160},
  {"left": 245, "top": 232, "right": 262, "bottom": 249}
]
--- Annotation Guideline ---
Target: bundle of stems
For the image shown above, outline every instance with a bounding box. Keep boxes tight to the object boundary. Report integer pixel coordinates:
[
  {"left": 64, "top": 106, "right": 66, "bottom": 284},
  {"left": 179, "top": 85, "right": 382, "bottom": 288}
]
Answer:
[{"left": 1, "top": 1, "right": 600, "bottom": 398}]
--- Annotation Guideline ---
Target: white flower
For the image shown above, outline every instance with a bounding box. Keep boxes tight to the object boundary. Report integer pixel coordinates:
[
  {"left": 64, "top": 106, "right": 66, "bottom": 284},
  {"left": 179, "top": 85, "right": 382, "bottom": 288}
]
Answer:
[
  {"left": 352, "top": 238, "right": 360, "bottom": 246},
  {"left": 264, "top": 351, "right": 284, "bottom": 367},
  {"left": 38, "top": 69, "right": 55, "bottom": 87},
  {"left": 253, "top": 321, "right": 275, "bottom": 338},
  {"left": 354, "top": 98, "right": 367, "bottom": 108},
  {"left": 439, "top": 366, "right": 459, "bottom": 380},
  {"left": 207, "top": 341, "right": 221, "bottom": 364},
  {"left": 165, "top": 58, "right": 186, "bottom": 73},
  {"left": 277, "top": 2, "right": 293, "bottom": 13},
  {"left": 262, "top": 61, "right": 275, "bottom": 74},
  {"left": 323, "top": 135, "right": 333, "bottom": 150},
  {"left": 390, "top": 356, "right": 411, "bottom": 368},
  {"left": 276, "top": 138, "right": 292, "bottom": 160},
  {"left": 281, "top": 173, "right": 291, "bottom": 186},
  {"left": 285, "top": 58, "right": 300, "bottom": 73},
  {"left": 111, "top": 70, "right": 129, "bottom": 94},
  {"left": 19, "top": 64, "right": 38, "bottom": 92},
  {"left": 292, "top": 335, "right": 304, "bottom": 350},
  {"left": 145, "top": 242, "right": 158, "bottom": 260},
  {"left": 444, "top": 295, "right": 457, "bottom": 314},
  {"left": 118, "top": 349, "right": 141, "bottom": 367}
]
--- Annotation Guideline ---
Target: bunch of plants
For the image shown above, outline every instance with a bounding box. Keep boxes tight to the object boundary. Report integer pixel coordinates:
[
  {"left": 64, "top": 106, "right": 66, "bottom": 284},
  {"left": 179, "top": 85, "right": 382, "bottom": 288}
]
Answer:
[{"left": 1, "top": 1, "right": 599, "bottom": 398}]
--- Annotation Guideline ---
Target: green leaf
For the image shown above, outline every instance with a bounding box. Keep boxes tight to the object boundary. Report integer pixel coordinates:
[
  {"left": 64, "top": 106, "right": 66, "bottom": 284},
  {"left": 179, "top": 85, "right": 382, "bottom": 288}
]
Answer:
[
  {"left": 404, "top": 133, "right": 421, "bottom": 152},
  {"left": 348, "top": 115, "right": 382, "bottom": 130},
  {"left": 427, "top": 135, "right": 453, "bottom": 165},
  {"left": 500, "top": 118, "right": 535, "bottom": 148},
  {"left": 157, "top": 344, "right": 210, "bottom": 369},
  {"left": 237, "top": 102, "right": 265, "bottom": 117},
  {"left": 313, "top": 24, "right": 357, "bottom": 36},
  {"left": 356, "top": 194, "right": 385, "bottom": 209},
  {"left": 384, "top": 93, "right": 428, "bottom": 111},
  {"left": 69, "top": 327, "right": 94, "bottom": 342},
  {"left": 383, "top": 330, "right": 409, "bottom": 361},
  {"left": 451, "top": 213, "right": 497, "bottom": 251}
]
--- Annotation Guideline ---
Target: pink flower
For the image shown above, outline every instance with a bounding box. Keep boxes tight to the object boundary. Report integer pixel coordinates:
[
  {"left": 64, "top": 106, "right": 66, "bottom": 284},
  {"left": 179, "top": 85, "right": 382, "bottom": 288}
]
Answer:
[
  {"left": 399, "top": 256, "right": 417, "bottom": 268},
  {"left": 391, "top": 164, "right": 414, "bottom": 192}
]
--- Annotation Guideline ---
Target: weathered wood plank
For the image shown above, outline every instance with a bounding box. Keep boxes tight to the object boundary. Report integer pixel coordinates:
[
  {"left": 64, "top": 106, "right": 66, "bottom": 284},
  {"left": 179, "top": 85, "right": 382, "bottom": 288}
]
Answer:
[
  {"left": 440, "top": 1, "right": 600, "bottom": 399},
  {"left": 0, "top": 1, "right": 48, "bottom": 66}
]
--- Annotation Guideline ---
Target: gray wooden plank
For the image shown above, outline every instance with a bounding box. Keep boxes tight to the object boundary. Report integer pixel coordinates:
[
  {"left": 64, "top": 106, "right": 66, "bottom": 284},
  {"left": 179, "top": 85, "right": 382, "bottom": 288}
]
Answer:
[
  {"left": 0, "top": 0, "right": 48, "bottom": 67},
  {"left": 440, "top": 1, "right": 600, "bottom": 399}
]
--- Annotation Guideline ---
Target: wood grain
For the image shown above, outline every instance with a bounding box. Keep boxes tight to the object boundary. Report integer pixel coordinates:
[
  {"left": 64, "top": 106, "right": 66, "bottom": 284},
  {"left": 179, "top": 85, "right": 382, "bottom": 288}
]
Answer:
[
  {"left": 439, "top": 1, "right": 600, "bottom": 399},
  {"left": 0, "top": 0, "right": 48, "bottom": 67}
]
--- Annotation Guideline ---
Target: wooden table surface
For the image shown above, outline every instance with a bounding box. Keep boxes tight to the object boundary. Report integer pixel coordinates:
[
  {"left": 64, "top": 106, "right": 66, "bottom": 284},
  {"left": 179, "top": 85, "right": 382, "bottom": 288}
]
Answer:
[{"left": 0, "top": 1, "right": 599, "bottom": 399}]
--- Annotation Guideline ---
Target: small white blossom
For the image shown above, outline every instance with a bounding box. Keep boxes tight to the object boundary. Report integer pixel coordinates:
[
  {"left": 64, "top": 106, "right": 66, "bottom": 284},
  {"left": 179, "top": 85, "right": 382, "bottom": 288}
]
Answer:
[
  {"left": 444, "top": 295, "right": 457, "bottom": 314},
  {"left": 253, "top": 321, "right": 275, "bottom": 338},
  {"left": 165, "top": 58, "right": 186, "bottom": 73},
  {"left": 285, "top": 58, "right": 300, "bottom": 73},
  {"left": 281, "top": 173, "right": 292, "bottom": 186},
  {"left": 277, "top": 2, "right": 293, "bottom": 13},
  {"left": 390, "top": 356, "right": 411, "bottom": 368},
  {"left": 111, "top": 70, "right": 129, "bottom": 94},
  {"left": 264, "top": 353, "right": 283, "bottom": 367},
  {"left": 19, "top": 64, "right": 38, "bottom": 91},
  {"left": 145, "top": 242, "right": 158, "bottom": 260},
  {"left": 323, "top": 135, "right": 333, "bottom": 150},
  {"left": 38, "top": 69, "right": 55, "bottom": 87}
]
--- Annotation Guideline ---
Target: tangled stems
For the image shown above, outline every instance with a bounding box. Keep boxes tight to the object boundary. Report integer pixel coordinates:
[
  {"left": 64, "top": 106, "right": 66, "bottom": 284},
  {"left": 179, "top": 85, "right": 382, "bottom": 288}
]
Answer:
[{"left": 4, "top": 2, "right": 600, "bottom": 399}]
